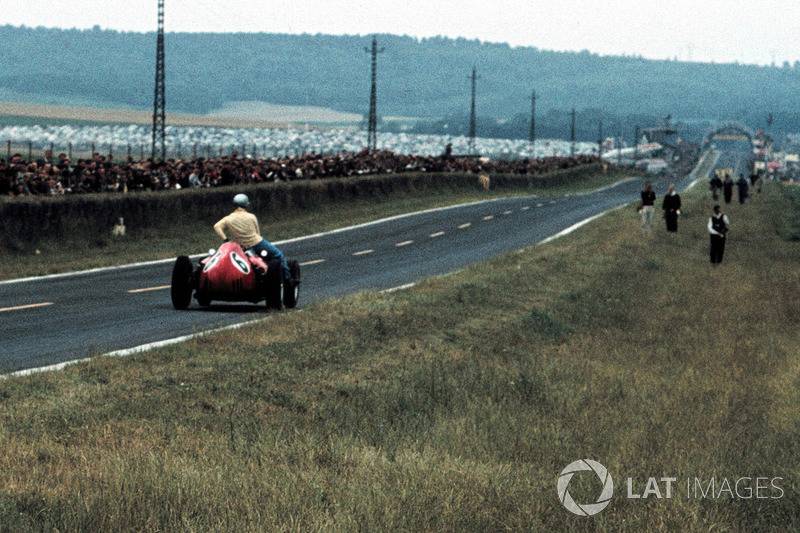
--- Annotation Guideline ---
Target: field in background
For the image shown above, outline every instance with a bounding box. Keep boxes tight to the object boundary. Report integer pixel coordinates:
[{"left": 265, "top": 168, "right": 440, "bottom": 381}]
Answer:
[
  {"left": 0, "top": 182, "right": 797, "bottom": 531},
  {"left": 206, "top": 101, "right": 363, "bottom": 126},
  {"left": 0, "top": 101, "right": 298, "bottom": 129}
]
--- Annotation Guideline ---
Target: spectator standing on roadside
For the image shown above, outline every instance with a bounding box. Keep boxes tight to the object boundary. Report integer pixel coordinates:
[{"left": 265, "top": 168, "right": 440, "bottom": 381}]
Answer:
[
  {"left": 662, "top": 184, "right": 681, "bottom": 232},
  {"left": 709, "top": 173, "right": 722, "bottom": 200},
  {"left": 736, "top": 173, "right": 749, "bottom": 204},
  {"left": 639, "top": 181, "right": 656, "bottom": 234},
  {"left": 723, "top": 174, "right": 734, "bottom": 204},
  {"left": 708, "top": 205, "right": 730, "bottom": 266}
]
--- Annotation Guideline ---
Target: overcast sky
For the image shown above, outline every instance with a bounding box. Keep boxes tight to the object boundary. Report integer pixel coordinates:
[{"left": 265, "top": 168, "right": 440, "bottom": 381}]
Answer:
[{"left": 3, "top": 0, "right": 800, "bottom": 66}]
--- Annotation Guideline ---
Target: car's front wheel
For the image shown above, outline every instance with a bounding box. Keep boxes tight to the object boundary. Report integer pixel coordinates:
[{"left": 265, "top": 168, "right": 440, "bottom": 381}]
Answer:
[{"left": 171, "top": 256, "right": 194, "bottom": 310}]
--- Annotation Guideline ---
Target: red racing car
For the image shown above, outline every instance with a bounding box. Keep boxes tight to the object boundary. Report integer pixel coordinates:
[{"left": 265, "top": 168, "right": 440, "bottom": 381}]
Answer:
[{"left": 170, "top": 242, "right": 300, "bottom": 310}]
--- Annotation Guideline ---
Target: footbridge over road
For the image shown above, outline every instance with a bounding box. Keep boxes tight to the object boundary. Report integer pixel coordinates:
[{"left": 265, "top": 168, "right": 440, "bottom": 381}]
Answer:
[{"left": 703, "top": 121, "right": 756, "bottom": 144}]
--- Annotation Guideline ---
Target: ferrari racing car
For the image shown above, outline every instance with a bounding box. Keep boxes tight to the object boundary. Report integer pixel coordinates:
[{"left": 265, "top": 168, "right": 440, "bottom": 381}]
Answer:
[{"left": 170, "top": 242, "right": 300, "bottom": 310}]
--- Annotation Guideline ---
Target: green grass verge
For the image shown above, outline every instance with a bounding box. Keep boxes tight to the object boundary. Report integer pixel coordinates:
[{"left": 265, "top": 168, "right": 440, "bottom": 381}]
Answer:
[
  {"left": 0, "top": 181, "right": 797, "bottom": 531},
  {"left": 0, "top": 165, "right": 640, "bottom": 280}
]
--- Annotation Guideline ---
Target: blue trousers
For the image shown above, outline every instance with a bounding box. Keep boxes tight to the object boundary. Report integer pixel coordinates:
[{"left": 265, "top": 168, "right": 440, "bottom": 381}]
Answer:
[{"left": 248, "top": 239, "right": 291, "bottom": 281}]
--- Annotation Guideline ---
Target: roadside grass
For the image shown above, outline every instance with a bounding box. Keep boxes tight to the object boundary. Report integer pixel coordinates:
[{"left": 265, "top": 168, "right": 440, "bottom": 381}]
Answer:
[
  {"left": 0, "top": 181, "right": 797, "bottom": 531},
  {"left": 0, "top": 165, "right": 639, "bottom": 280}
]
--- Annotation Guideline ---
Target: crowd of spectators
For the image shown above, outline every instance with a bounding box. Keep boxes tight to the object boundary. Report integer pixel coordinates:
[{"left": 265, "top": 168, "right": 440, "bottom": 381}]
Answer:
[{"left": 0, "top": 147, "right": 601, "bottom": 196}]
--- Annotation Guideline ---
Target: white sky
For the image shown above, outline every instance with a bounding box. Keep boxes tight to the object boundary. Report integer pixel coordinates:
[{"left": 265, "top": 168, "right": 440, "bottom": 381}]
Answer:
[{"left": 3, "top": 0, "right": 800, "bottom": 66}]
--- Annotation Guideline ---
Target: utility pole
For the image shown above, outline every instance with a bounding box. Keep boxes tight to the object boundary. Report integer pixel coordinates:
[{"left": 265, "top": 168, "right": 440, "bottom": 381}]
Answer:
[
  {"left": 468, "top": 67, "right": 480, "bottom": 155},
  {"left": 633, "top": 124, "right": 640, "bottom": 160},
  {"left": 365, "top": 36, "right": 384, "bottom": 153},
  {"left": 597, "top": 118, "right": 603, "bottom": 157},
  {"left": 617, "top": 129, "right": 622, "bottom": 166},
  {"left": 570, "top": 107, "right": 576, "bottom": 156},
  {"left": 152, "top": 0, "right": 166, "bottom": 161},
  {"left": 529, "top": 90, "right": 536, "bottom": 143}
]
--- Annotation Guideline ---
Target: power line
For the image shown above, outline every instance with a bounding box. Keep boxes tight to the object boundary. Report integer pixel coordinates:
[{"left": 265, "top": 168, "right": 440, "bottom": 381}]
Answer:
[
  {"left": 365, "top": 36, "right": 384, "bottom": 153},
  {"left": 570, "top": 107, "right": 576, "bottom": 156},
  {"left": 468, "top": 67, "right": 480, "bottom": 155},
  {"left": 152, "top": 0, "right": 166, "bottom": 161},
  {"left": 529, "top": 90, "right": 536, "bottom": 144}
]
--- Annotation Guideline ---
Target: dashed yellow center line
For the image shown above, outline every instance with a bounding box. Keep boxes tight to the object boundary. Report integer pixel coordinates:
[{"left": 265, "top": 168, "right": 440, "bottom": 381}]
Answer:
[
  {"left": 396, "top": 240, "right": 414, "bottom": 247},
  {"left": 458, "top": 223, "right": 472, "bottom": 229},
  {"left": 430, "top": 231, "right": 445, "bottom": 238},
  {"left": 483, "top": 215, "right": 494, "bottom": 221},
  {"left": 300, "top": 259, "right": 326, "bottom": 266},
  {"left": 0, "top": 302, "right": 54, "bottom": 313},
  {"left": 128, "top": 285, "right": 170, "bottom": 294},
  {"left": 353, "top": 249, "right": 374, "bottom": 256}
]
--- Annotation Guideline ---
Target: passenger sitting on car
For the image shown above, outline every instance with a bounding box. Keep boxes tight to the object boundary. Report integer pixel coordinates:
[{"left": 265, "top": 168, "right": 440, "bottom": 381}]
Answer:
[{"left": 213, "top": 193, "right": 291, "bottom": 281}]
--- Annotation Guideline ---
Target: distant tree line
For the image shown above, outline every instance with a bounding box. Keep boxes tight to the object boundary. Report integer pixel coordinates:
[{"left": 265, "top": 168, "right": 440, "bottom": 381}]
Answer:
[{"left": 3, "top": 25, "right": 800, "bottom": 141}]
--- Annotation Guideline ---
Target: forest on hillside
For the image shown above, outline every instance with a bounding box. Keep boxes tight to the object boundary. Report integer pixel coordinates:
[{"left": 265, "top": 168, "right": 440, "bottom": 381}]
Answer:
[{"left": 2, "top": 25, "right": 800, "bottom": 141}]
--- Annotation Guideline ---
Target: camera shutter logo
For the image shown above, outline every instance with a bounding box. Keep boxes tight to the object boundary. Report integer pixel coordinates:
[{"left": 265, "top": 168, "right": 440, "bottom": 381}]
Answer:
[{"left": 557, "top": 459, "right": 614, "bottom": 516}]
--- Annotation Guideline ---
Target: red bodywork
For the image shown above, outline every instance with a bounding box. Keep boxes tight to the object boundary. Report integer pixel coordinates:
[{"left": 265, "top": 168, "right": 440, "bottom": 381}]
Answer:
[{"left": 195, "top": 242, "right": 268, "bottom": 303}]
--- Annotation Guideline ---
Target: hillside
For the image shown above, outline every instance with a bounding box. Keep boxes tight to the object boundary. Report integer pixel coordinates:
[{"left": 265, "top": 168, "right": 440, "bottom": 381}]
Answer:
[{"left": 3, "top": 25, "right": 800, "bottom": 139}]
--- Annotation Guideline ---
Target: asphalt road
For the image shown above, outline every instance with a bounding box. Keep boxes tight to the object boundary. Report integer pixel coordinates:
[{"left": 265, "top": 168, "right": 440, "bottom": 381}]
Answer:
[{"left": 0, "top": 177, "right": 693, "bottom": 373}]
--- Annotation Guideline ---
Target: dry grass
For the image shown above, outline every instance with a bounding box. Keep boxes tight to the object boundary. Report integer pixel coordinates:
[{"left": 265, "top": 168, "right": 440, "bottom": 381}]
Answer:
[{"left": 0, "top": 182, "right": 797, "bottom": 531}]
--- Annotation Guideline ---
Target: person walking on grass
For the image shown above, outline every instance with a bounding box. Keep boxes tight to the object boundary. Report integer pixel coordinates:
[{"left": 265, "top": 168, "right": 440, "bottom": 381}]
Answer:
[
  {"left": 708, "top": 205, "right": 730, "bottom": 266},
  {"left": 723, "top": 173, "right": 734, "bottom": 204},
  {"left": 662, "top": 184, "right": 681, "bottom": 233},
  {"left": 639, "top": 181, "right": 656, "bottom": 234},
  {"left": 709, "top": 173, "right": 722, "bottom": 201},
  {"left": 737, "top": 173, "right": 749, "bottom": 204}
]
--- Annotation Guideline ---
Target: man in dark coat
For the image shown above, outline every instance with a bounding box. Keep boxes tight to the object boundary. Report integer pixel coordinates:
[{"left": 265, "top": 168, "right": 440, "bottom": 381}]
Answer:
[
  {"left": 736, "top": 174, "right": 749, "bottom": 204},
  {"left": 662, "top": 184, "right": 681, "bottom": 232},
  {"left": 723, "top": 174, "right": 734, "bottom": 204},
  {"left": 709, "top": 173, "right": 722, "bottom": 200}
]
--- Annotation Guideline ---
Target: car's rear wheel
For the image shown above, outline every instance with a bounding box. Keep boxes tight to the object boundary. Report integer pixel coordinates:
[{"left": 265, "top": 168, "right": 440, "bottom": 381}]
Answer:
[
  {"left": 171, "top": 256, "right": 194, "bottom": 310},
  {"left": 264, "top": 258, "right": 283, "bottom": 310},
  {"left": 283, "top": 260, "right": 301, "bottom": 309}
]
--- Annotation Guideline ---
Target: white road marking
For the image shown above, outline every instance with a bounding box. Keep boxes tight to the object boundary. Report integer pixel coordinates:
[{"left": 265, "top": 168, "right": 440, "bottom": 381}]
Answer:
[
  {"left": 429, "top": 231, "right": 445, "bottom": 238},
  {"left": 0, "top": 302, "right": 54, "bottom": 313},
  {"left": 396, "top": 240, "right": 413, "bottom": 247},
  {"left": 483, "top": 215, "right": 494, "bottom": 221},
  {"left": 300, "top": 259, "right": 326, "bottom": 266},
  {"left": 128, "top": 285, "right": 170, "bottom": 294},
  {"left": 549, "top": 200, "right": 556, "bottom": 204},
  {"left": 521, "top": 206, "right": 530, "bottom": 211},
  {"left": 353, "top": 249, "right": 374, "bottom": 256},
  {"left": 458, "top": 223, "right": 471, "bottom": 229},
  {"left": 503, "top": 210, "right": 513, "bottom": 215},
  {"left": 3, "top": 316, "right": 276, "bottom": 380},
  {"left": 536, "top": 203, "right": 544, "bottom": 207},
  {"left": 382, "top": 283, "right": 416, "bottom": 293}
]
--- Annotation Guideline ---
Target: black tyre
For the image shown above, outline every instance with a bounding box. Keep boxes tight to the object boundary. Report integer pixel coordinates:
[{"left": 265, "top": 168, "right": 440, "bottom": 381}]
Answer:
[
  {"left": 283, "top": 260, "right": 301, "bottom": 309},
  {"left": 171, "top": 256, "right": 194, "bottom": 310},
  {"left": 264, "top": 258, "right": 283, "bottom": 310}
]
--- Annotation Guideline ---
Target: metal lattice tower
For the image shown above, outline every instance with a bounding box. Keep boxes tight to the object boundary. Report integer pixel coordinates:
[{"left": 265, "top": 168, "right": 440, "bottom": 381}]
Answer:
[
  {"left": 529, "top": 90, "right": 536, "bottom": 143},
  {"left": 468, "top": 67, "right": 479, "bottom": 154},
  {"left": 152, "top": 0, "right": 166, "bottom": 161},
  {"left": 570, "top": 107, "right": 576, "bottom": 156},
  {"left": 365, "top": 36, "right": 384, "bottom": 152}
]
